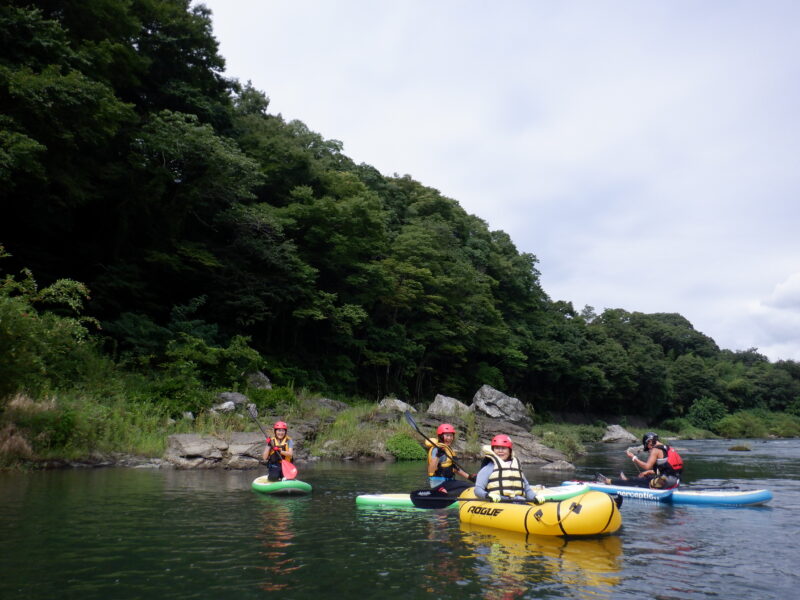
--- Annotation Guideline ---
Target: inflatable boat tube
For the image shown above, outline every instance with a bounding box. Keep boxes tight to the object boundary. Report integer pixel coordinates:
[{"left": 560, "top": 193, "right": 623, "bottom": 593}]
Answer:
[
  {"left": 251, "top": 476, "right": 312, "bottom": 495},
  {"left": 562, "top": 481, "right": 772, "bottom": 506},
  {"left": 458, "top": 489, "right": 622, "bottom": 537}
]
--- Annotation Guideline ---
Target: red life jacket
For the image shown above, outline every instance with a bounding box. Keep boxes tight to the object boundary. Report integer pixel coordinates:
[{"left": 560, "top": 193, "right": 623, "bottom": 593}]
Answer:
[{"left": 666, "top": 445, "right": 683, "bottom": 472}]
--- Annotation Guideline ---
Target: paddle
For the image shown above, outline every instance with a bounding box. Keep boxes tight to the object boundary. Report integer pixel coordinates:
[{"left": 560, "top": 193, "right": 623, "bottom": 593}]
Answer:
[
  {"left": 410, "top": 488, "right": 531, "bottom": 509},
  {"left": 403, "top": 410, "right": 472, "bottom": 477},
  {"left": 247, "top": 405, "right": 298, "bottom": 480},
  {"left": 681, "top": 485, "right": 740, "bottom": 491}
]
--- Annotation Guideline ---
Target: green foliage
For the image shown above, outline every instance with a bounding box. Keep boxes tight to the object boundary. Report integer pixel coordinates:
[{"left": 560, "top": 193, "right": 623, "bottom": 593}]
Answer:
[
  {"left": 687, "top": 396, "right": 728, "bottom": 430},
  {"left": 248, "top": 386, "right": 297, "bottom": 413},
  {"left": 162, "top": 334, "right": 264, "bottom": 390},
  {"left": 0, "top": 259, "right": 99, "bottom": 402},
  {"left": 540, "top": 430, "right": 584, "bottom": 462},
  {"left": 385, "top": 432, "right": 426, "bottom": 460},
  {"left": 7, "top": 400, "right": 76, "bottom": 451},
  {"left": 3, "top": 0, "right": 800, "bottom": 440},
  {"left": 532, "top": 423, "right": 604, "bottom": 461},
  {"left": 714, "top": 411, "right": 769, "bottom": 438}
]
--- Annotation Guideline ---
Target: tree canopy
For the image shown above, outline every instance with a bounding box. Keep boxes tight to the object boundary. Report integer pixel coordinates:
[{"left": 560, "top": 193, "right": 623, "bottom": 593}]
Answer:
[{"left": 2, "top": 1, "right": 799, "bottom": 422}]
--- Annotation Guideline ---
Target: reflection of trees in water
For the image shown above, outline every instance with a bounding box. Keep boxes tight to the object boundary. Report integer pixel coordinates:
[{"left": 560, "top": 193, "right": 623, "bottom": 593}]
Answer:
[
  {"left": 460, "top": 522, "right": 624, "bottom": 600},
  {"left": 419, "top": 512, "right": 470, "bottom": 595},
  {"left": 257, "top": 499, "right": 301, "bottom": 592}
]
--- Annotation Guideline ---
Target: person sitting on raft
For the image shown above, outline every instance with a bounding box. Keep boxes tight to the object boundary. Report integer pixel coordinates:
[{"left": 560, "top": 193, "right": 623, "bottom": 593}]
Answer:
[
  {"left": 263, "top": 420, "right": 294, "bottom": 481},
  {"left": 473, "top": 435, "right": 542, "bottom": 503},
  {"left": 597, "top": 431, "right": 683, "bottom": 489},
  {"left": 427, "top": 423, "right": 475, "bottom": 492}
]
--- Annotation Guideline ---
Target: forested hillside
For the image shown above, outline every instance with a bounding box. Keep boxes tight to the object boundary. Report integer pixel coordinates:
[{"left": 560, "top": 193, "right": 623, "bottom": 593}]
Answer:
[{"left": 3, "top": 0, "right": 800, "bottom": 428}]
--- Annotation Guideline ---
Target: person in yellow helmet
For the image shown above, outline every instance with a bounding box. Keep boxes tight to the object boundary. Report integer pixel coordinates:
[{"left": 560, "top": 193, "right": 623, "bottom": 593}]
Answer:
[
  {"left": 474, "top": 434, "right": 540, "bottom": 502},
  {"left": 426, "top": 422, "right": 475, "bottom": 492}
]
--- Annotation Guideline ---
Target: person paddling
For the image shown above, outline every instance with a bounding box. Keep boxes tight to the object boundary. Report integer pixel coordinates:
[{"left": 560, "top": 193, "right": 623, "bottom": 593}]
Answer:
[
  {"left": 426, "top": 423, "right": 475, "bottom": 493},
  {"left": 263, "top": 421, "right": 294, "bottom": 481},
  {"left": 473, "top": 435, "right": 541, "bottom": 503},
  {"left": 597, "top": 431, "right": 683, "bottom": 489}
]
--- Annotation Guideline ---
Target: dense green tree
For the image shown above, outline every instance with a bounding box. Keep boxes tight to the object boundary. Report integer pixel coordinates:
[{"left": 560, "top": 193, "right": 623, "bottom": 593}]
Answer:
[{"left": 3, "top": 0, "right": 800, "bottom": 423}]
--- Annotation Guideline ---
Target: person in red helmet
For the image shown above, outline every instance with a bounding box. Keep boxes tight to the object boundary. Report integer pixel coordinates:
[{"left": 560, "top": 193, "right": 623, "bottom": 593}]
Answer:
[
  {"left": 426, "top": 422, "right": 474, "bottom": 490},
  {"left": 473, "top": 434, "right": 540, "bottom": 502},
  {"left": 263, "top": 420, "right": 294, "bottom": 481}
]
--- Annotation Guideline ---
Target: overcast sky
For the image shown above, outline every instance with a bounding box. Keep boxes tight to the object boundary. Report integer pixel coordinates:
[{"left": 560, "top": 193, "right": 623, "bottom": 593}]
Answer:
[{"left": 196, "top": 1, "right": 800, "bottom": 362}]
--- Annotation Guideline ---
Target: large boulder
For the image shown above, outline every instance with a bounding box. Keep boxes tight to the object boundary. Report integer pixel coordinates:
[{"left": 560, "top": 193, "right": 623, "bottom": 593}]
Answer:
[
  {"left": 601, "top": 424, "right": 638, "bottom": 443},
  {"left": 217, "top": 392, "right": 248, "bottom": 406},
  {"left": 471, "top": 385, "right": 532, "bottom": 429},
  {"left": 246, "top": 371, "right": 272, "bottom": 390},
  {"left": 427, "top": 394, "right": 470, "bottom": 417},
  {"left": 163, "top": 433, "right": 265, "bottom": 469},
  {"left": 315, "top": 397, "right": 350, "bottom": 413},
  {"left": 378, "top": 397, "right": 415, "bottom": 413}
]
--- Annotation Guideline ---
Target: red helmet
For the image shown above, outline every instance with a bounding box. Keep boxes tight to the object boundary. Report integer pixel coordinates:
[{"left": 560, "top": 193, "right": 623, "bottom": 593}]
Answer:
[
  {"left": 437, "top": 423, "right": 456, "bottom": 435},
  {"left": 491, "top": 434, "right": 513, "bottom": 448},
  {"left": 273, "top": 421, "right": 288, "bottom": 430}
]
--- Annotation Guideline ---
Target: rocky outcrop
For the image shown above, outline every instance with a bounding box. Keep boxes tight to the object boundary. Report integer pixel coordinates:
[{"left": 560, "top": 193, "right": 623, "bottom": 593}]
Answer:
[
  {"left": 164, "top": 432, "right": 264, "bottom": 469},
  {"left": 427, "top": 394, "right": 470, "bottom": 417},
  {"left": 601, "top": 424, "right": 638, "bottom": 443},
  {"left": 409, "top": 413, "right": 566, "bottom": 466},
  {"left": 471, "top": 385, "right": 533, "bottom": 429},
  {"left": 378, "top": 397, "right": 415, "bottom": 413}
]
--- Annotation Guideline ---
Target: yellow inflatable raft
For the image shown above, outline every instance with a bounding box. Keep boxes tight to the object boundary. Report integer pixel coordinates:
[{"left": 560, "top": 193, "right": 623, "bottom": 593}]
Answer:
[{"left": 457, "top": 487, "right": 621, "bottom": 537}]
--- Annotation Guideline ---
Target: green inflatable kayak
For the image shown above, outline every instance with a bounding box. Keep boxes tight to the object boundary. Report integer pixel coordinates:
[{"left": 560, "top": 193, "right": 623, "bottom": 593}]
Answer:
[
  {"left": 355, "top": 484, "right": 590, "bottom": 509},
  {"left": 251, "top": 476, "right": 312, "bottom": 495}
]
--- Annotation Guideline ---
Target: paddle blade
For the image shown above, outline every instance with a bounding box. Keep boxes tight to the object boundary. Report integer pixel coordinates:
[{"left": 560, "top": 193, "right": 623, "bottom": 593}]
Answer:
[
  {"left": 281, "top": 459, "right": 298, "bottom": 480},
  {"left": 410, "top": 489, "right": 459, "bottom": 509},
  {"left": 403, "top": 410, "right": 419, "bottom": 431}
]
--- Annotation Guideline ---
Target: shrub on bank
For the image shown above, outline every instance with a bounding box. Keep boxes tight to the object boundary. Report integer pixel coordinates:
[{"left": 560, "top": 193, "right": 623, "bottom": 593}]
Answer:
[
  {"left": 531, "top": 423, "right": 606, "bottom": 461},
  {"left": 386, "top": 432, "right": 427, "bottom": 460},
  {"left": 714, "top": 410, "right": 800, "bottom": 438}
]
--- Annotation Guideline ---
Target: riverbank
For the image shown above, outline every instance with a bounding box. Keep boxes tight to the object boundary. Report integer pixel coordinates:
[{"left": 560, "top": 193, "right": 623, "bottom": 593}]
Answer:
[{"left": 3, "top": 386, "right": 798, "bottom": 471}]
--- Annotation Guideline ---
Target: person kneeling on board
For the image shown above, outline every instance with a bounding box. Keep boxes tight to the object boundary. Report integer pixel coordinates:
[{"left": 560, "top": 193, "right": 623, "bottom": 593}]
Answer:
[
  {"left": 263, "top": 421, "right": 294, "bottom": 481},
  {"left": 473, "top": 435, "right": 543, "bottom": 503},
  {"left": 596, "top": 431, "right": 683, "bottom": 489},
  {"left": 427, "top": 422, "right": 476, "bottom": 494}
]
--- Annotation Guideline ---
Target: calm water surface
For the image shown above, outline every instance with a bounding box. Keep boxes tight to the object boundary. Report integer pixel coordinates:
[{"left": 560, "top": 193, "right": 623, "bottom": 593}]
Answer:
[{"left": 1, "top": 438, "right": 798, "bottom": 599}]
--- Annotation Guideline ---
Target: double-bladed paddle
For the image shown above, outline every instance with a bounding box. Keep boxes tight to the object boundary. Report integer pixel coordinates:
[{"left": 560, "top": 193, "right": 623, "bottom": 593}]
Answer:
[
  {"left": 403, "top": 410, "right": 473, "bottom": 478},
  {"left": 410, "top": 488, "right": 532, "bottom": 509},
  {"left": 247, "top": 405, "right": 298, "bottom": 480}
]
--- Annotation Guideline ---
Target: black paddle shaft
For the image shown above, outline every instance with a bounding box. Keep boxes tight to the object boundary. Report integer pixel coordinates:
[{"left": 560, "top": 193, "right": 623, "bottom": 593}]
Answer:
[{"left": 247, "top": 405, "right": 271, "bottom": 439}]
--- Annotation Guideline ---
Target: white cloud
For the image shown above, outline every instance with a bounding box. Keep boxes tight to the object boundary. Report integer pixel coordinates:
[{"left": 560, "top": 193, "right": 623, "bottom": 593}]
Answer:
[{"left": 197, "top": 0, "right": 800, "bottom": 361}]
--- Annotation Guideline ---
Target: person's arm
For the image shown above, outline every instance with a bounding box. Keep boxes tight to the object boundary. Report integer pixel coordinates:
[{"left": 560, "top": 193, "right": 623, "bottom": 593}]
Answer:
[
  {"left": 521, "top": 474, "right": 538, "bottom": 501},
  {"left": 473, "top": 464, "right": 494, "bottom": 499},
  {"left": 456, "top": 467, "right": 472, "bottom": 480},
  {"left": 427, "top": 447, "right": 441, "bottom": 476},
  {"left": 640, "top": 447, "right": 660, "bottom": 470},
  {"left": 262, "top": 438, "right": 272, "bottom": 461},
  {"left": 281, "top": 439, "right": 294, "bottom": 460}
]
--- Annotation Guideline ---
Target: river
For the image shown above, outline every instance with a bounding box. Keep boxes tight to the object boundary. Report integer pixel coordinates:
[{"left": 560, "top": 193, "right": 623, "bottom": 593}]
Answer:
[{"left": 1, "top": 438, "right": 798, "bottom": 599}]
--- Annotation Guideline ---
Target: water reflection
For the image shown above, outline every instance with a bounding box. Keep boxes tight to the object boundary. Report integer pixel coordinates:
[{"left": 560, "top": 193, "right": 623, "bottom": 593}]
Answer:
[
  {"left": 459, "top": 522, "right": 623, "bottom": 599},
  {"left": 254, "top": 495, "right": 305, "bottom": 592}
]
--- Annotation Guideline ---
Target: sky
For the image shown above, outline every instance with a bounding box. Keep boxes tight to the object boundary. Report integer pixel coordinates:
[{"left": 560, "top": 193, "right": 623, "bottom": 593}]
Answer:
[{"left": 195, "top": 1, "right": 800, "bottom": 362}]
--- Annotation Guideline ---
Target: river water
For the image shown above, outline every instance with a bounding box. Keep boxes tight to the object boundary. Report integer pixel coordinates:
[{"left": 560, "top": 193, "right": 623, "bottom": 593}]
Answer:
[{"left": 1, "top": 438, "right": 798, "bottom": 599}]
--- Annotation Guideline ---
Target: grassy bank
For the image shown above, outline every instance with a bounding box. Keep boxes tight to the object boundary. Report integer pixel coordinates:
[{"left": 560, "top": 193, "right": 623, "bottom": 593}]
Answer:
[{"left": 5, "top": 379, "right": 800, "bottom": 470}]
